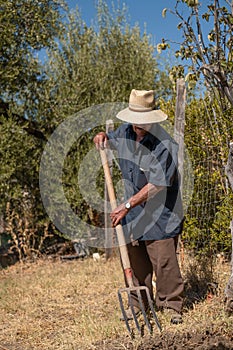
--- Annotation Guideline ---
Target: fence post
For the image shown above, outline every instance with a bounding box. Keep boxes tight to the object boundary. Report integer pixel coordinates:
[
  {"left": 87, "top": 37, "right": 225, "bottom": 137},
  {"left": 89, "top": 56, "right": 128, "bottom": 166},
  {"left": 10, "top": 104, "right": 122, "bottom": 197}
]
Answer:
[
  {"left": 225, "top": 141, "right": 233, "bottom": 314},
  {"left": 174, "top": 78, "right": 186, "bottom": 196},
  {"left": 0, "top": 214, "right": 5, "bottom": 247},
  {"left": 174, "top": 78, "right": 186, "bottom": 265},
  {"left": 105, "top": 120, "right": 115, "bottom": 260}
]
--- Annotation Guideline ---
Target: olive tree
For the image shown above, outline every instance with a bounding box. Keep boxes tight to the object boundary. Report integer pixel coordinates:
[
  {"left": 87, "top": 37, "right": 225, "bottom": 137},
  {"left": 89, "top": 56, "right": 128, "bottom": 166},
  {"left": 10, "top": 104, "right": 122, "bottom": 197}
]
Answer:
[
  {"left": 39, "top": 1, "right": 166, "bottom": 127},
  {"left": 0, "top": 0, "right": 67, "bottom": 137},
  {"left": 0, "top": 0, "right": 66, "bottom": 257}
]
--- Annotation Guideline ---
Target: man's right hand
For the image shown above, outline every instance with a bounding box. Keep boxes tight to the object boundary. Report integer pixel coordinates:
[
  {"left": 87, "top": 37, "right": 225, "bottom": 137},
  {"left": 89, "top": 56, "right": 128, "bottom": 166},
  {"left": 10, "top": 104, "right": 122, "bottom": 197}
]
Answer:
[{"left": 93, "top": 132, "right": 108, "bottom": 150}]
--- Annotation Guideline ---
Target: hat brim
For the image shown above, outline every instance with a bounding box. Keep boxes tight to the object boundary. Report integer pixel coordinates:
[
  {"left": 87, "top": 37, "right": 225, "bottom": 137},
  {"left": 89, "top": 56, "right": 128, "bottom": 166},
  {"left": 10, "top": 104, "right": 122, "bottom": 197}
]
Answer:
[{"left": 116, "top": 108, "right": 168, "bottom": 124}]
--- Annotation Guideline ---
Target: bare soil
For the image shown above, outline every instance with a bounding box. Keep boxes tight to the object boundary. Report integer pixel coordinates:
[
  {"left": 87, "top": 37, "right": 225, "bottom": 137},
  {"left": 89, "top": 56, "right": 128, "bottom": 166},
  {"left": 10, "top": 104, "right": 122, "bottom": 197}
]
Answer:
[{"left": 94, "top": 330, "right": 233, "bottom": 350}]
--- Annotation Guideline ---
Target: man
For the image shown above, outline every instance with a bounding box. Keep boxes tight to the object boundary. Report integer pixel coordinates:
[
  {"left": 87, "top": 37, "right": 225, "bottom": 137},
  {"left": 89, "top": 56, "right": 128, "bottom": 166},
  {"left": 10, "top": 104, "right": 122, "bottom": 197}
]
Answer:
[{"left": 94, "top": 89, "right": 184, "bottom": 324}]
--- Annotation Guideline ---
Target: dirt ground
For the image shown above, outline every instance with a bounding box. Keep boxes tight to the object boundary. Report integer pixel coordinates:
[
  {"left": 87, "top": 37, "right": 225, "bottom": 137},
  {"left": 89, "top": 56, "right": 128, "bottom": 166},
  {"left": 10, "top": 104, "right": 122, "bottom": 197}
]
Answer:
[
  {"left": 93, "top": 330, "right": 233, "bottom": 350},
  {"left": 1, "top": 331, "right": 233, "bottom": 350}
]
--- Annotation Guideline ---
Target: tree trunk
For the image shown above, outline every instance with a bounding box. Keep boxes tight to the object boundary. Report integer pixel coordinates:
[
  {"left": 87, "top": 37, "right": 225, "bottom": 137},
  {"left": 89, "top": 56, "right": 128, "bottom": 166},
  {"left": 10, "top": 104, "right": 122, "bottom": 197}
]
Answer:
[{"left": 225, "top": 141, "right": 233, "bottom": 315}]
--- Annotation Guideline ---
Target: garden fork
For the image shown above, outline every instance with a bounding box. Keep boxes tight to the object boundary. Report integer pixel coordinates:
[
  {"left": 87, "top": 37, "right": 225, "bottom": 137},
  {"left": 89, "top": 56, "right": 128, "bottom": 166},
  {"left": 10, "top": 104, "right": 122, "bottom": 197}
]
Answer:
[{"left": 100, "top": 148, "right": 162, "bottom": 336}]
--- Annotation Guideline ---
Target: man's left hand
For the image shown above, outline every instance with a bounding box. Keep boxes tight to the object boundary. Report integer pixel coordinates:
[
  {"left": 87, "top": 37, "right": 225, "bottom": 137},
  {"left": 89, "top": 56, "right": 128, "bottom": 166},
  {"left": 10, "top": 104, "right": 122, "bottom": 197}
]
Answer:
[{"left": 110, "top": 203, "right": 129, "bottom": 227}]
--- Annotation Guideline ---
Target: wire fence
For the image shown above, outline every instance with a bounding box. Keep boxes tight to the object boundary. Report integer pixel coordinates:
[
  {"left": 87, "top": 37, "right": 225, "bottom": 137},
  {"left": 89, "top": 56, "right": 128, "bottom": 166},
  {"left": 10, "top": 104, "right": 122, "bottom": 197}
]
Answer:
[{"left": 181, "top": 88, "right": 233, "bottom": 256}]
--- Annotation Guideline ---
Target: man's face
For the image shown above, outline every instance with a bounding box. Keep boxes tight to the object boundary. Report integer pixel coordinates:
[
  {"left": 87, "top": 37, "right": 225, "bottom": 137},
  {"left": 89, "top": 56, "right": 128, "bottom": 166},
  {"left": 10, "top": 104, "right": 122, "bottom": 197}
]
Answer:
[{"left": 132, "top": 123, "right": 153, "bottom": 138}]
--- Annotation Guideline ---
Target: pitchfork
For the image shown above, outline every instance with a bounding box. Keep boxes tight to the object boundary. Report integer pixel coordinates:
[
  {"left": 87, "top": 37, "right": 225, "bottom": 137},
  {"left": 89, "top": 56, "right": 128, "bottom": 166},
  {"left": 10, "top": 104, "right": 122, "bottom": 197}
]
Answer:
[{"left": 100, "top": 148, "right": 162, "bottom": 336}]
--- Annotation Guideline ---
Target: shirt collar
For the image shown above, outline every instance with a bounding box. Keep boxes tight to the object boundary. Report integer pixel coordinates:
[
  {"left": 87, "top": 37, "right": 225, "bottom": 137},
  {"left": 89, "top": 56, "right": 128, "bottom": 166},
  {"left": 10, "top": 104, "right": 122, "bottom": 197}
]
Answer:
[{"left": 126, "top": 123, "right": 159, "bottom": 148}]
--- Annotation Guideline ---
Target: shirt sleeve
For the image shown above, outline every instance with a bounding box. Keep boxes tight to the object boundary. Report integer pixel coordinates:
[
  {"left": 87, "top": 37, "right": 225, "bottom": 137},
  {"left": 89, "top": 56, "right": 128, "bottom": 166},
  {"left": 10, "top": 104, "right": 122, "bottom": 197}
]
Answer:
[{"left": 107, "top": 124, "right": 127, "bottom": 150}]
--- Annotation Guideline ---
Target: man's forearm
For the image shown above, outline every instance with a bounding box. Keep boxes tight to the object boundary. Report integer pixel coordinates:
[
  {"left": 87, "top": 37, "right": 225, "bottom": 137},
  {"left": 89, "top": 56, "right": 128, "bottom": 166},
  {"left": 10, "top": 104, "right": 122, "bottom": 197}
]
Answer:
[
  {"left": 110, "top": 183, "right": 165, "bottom": 227},
  {"left": 128, "top": 183, "right": 165, "bottom": 209}
]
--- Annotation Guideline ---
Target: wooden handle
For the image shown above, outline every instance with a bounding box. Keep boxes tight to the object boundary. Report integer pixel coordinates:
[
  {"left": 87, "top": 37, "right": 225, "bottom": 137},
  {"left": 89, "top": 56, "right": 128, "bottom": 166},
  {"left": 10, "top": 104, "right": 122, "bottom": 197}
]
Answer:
[{"left": 100, "top": 149, "right": 134, "bottom": 287}]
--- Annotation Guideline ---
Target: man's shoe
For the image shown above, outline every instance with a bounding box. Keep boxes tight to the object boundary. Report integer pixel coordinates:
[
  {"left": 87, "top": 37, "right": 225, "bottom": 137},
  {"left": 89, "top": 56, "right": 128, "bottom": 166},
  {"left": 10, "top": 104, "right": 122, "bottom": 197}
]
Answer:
[
  {"left": 120, "top": 306, "right": 141, "bottom": 321},
  {"left": 163, "top": 308, "right": 183, "bottom": 325}
]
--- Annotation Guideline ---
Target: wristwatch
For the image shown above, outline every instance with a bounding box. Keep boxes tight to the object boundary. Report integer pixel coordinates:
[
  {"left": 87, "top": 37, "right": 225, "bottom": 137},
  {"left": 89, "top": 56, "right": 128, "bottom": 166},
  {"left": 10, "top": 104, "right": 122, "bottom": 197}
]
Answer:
[{"left": 125, "top": 201, "right": 131, "bottom": 210}]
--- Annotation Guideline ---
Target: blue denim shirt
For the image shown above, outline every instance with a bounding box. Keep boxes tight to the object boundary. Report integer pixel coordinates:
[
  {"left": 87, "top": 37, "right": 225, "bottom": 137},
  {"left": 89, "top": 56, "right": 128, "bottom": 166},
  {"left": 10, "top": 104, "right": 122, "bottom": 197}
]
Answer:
[{"left": 107, "top": 123, "right": 183, "bottom": 242}]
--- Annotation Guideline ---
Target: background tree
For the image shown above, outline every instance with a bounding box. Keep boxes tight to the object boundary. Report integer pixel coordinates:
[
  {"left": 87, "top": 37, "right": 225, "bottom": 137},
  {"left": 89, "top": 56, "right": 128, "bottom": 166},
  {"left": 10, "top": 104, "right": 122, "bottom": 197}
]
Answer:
[
  {"left": 0, "top": 0, "right": 67, "bottom": 257},
  {"left": 160, "top": 0, "right": 233, "bottom": 108},
  {"left": 0, "top": 0, "right": 67, "bottom": 129},
  {"left": 39, "top": 1, "right": 173, "bottom": 129}
]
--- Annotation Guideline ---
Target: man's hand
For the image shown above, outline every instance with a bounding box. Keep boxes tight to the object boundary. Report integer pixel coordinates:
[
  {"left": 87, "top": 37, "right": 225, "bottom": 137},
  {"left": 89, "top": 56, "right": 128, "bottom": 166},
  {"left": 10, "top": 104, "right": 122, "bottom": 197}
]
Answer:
[
  {"left": 93, "top": 132, "right": 108, "bottom": 150},
  {"left": 109, "top": 183, "right": 165, "bottom": 227},
  {"left": 110, "top": 203, "right": 129, "bottom": 227}
]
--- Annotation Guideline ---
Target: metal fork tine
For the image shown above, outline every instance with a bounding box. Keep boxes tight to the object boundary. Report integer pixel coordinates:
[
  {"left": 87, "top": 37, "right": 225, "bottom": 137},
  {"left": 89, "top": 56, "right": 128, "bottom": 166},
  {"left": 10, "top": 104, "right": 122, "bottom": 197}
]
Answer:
[
  {"left": 128, "top": 292, "right": 141, "bottom": 333},
  {"left": 145, "top": 286, "right": 162, "bottom": 332},
  {"left": 136, "top": 287, "right": 152, "bottom": 332},
  {"left": 118, "top": 286, "right": 161, "bottom": 336},
  {"left": 117, "top": 290, "right": 132, "bottom": 335}
]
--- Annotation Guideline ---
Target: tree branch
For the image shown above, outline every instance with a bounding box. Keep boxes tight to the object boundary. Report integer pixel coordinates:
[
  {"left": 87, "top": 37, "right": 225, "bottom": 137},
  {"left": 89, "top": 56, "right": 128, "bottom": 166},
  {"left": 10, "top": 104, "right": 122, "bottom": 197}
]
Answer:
[
  {"left": 214, "top": 0, "right": 221, "bottom": 68},
  {"left": 194, "top": 6, "right": 210, "bottom": 62},
  {"left": 174, "top": 2, "right": 208, "bottom": 66}
]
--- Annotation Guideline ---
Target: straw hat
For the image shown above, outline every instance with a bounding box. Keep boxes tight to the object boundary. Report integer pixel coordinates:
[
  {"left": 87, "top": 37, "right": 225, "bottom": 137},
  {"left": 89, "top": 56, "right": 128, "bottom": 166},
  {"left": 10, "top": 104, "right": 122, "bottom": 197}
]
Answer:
[{"left": 116, "top": 89, "right": 168, "bottom": 124}]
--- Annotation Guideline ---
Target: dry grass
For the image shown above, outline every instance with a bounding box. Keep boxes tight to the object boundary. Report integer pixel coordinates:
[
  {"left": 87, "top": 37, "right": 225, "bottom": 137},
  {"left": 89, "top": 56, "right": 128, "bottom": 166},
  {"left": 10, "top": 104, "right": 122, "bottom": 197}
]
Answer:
[{"left": 0, "top": 252, "right": 232, "bottom": 350}]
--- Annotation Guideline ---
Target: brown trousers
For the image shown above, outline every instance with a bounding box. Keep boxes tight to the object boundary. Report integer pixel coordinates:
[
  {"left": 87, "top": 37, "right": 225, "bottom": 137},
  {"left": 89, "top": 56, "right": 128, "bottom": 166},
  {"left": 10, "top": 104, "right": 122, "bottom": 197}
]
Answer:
[{"left": 124, "top": 237, "right": 184, "bottom": 313}]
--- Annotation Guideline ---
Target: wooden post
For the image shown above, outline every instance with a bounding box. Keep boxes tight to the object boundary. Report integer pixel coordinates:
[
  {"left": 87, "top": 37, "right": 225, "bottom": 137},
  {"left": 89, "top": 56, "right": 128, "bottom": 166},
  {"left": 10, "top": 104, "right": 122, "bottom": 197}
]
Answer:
[
  {"left": 225, "top": 141, "right": 233, "bottom": 314},
  {"left": 0, "top": 214, "right": 5, "bottom": 247},
  {"left": 174, "top": 78, "right": 186, "bottom": 266},
  {"left": 174, "top": 78, "right": 186, "bottom": 196},
  {"left": 104, "top": 120, "right": 115, "bottom": 260}
]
